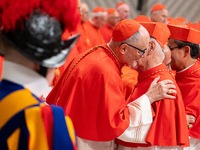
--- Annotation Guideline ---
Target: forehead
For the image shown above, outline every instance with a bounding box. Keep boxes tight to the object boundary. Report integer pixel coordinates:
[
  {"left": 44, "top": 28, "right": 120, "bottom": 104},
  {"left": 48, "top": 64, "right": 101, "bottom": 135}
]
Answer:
[
  {"left": 167, "top": 39, "right": 176, "bottom": 45},
  {"left": 110, "top": 12, "right": 119, "bottom": 17},
  {"left": 120, "top": 5, "right": 130, "bottom": 11},
  {"left": 160, "top": 9, "right": 168, "bottom": 15},
  {"left": 136, "top": 26, "right": 150, "bottom": 48}
]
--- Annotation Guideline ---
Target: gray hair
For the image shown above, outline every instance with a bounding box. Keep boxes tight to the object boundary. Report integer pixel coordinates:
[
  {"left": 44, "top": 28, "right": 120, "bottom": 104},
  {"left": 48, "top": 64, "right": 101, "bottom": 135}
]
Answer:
[
  {"left": 150, "top": 37, "right": 165, "bottom": 60},
  {"left": 90, "top": 11, "right": 107, "bottom": 19},
  {"left": 150, "top": 9, "right": 163, "bottom": 15},
  {"left": 110, "top": 30, "right": 140, "bottom": 46}
]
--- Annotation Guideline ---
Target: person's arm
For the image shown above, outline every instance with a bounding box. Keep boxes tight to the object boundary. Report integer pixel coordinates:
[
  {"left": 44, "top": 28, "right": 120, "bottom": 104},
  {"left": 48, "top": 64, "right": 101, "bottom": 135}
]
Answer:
[
  {"left": 117, "top": 94, "right": 152, "bottom": 143},
  {"left": 117, "top": 76, "right": 177, "bottom": 143}
]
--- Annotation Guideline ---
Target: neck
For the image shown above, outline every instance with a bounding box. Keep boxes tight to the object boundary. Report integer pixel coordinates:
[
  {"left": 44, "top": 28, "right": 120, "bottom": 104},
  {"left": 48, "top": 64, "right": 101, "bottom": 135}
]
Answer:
[
  {"left": 138, "top": 56, "right": 163, "bottom": 73},
  {"left": 89, "top": 19, "right": 99, "bottom": 28},
  {"left": 181, "top": 58, "right": 197, "bottom": 71},
  {"left": 107, "top": 43, "right": 121, "bottom": 63},
  {"left": 107, "top": 22, "right": 114, "bottom": 29}
]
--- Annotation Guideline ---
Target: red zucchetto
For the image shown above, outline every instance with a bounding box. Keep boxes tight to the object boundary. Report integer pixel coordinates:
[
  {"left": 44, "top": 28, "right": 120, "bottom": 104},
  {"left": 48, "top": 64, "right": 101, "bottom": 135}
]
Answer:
[
  {"left": 134, "top": 15, "right": 170, "bottom": 48},
  {"left": 112, "top": 19, "right": 140, "bottom": 42},
  {"left": 134, "top": 15, "right": 152, "bottom": 22},
  {"left": 151, "top": 4, "right": 166, "bottom": 12},
  {"left": 107, "top": 8, "right": 117, "bottom": 15},
  {"left": 92, "top": 7, "right": 106, "bottom": 13},
  {"left": 115, "top": 2, "right": 126, "bottom": 8}
]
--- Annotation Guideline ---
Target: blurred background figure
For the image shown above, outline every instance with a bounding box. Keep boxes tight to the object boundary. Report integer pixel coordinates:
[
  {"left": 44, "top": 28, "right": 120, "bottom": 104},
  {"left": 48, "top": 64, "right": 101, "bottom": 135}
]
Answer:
[
  {"left": 150, "top": 3, "right": 168, "bottom": 24},
  {"left": 115, "top": 2, "right": 130, "bottom": 21},
  {"left": 166, "top": 17, "right": 175, "bottom": 24},
  {"left": 80, "top": 3, "right": 89, "bottom": 23},
  {"left": 81, "top": 6, "right": 107, "bottom": 49},
  {"left": 176, "top": 17, "right": 188, "bottom": 24},
  {"left": 100, "top": 8, "right": 120, "bottom": 43}
]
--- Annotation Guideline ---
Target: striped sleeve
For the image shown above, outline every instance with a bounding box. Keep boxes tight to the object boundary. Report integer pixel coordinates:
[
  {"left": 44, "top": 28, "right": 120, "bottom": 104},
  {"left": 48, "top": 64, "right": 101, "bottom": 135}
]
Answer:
[{"left": 51, "top": 105, "right": 77, "bottom": 150}]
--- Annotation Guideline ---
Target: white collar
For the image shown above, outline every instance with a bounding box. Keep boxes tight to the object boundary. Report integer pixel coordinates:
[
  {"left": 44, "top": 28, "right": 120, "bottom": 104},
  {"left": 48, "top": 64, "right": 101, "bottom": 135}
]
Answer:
[
  {"left": 107, "top": 43, "right": 122, "bottom": 63},
  {"left": 177, "top": 62, "right": 195, "bottom": 73},
  {"left": 2, "top": 60, "right": 49, "bottom": 97}
]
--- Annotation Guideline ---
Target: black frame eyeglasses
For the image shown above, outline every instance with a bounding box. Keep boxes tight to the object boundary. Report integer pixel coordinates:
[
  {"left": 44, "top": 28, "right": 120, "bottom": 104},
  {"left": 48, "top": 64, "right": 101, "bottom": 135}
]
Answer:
[
  {"left": 120, "top": 42, "right": 147, "bottom": 56},
  {"left": 169, "top": 46, "right": 183, "bottom": 51}
]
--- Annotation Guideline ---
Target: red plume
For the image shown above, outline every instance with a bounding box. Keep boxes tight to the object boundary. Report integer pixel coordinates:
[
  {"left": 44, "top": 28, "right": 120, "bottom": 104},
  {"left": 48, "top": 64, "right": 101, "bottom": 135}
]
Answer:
[{"left": 0, "top": 0, "right": 80, "bottom": 32}]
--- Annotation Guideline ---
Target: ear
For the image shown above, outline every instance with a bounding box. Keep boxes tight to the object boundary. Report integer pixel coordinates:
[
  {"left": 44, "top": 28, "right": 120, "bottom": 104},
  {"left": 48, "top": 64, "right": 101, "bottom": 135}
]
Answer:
[
  {"left": 119, "top": 44, "right": 126, "bottom": 54},
  {"left": 148, "top": 41, "right": 156, "bottom": 54},
  {"left": 183, "top": 45, "right": 190, "bottom": 58}
]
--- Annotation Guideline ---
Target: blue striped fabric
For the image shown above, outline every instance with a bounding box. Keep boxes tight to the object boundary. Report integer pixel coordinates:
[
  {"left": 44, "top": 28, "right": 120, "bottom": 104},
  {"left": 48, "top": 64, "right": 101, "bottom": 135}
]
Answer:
[
  {"left": 0, "top": 80, "right": 24, "bottom": 100},
  {"left": 52, "top": 105, "right": 73, "bottom": 150}
]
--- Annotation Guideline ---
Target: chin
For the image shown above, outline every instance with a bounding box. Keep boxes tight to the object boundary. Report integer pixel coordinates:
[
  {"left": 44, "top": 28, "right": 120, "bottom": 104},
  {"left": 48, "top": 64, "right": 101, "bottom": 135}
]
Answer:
[
  {"left": 129, "top": 61, "right": 139, "bottom": 69},
  {"left": 129, "top": 65, "right": 138, "bottom": 70}
]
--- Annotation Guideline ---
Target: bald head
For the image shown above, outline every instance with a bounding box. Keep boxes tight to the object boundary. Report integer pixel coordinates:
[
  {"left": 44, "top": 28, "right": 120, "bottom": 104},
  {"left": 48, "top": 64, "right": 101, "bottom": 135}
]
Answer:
[
  {"left": 116, "top": 4, "right": 130, "bottom": 20},
  {"left": 150, "top": 9, "right": 168, "bottom": 24},
  {"left": 107, "top": 11, "right": 120, "bottom": 28},
  {"left": 80, "top": 3, "right": 89, "bottom": 23}
]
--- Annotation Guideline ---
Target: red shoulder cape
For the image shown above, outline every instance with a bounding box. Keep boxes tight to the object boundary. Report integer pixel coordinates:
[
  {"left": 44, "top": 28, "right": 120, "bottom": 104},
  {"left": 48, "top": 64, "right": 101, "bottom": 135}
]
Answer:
[
  {"left": 121, "top": 66, "right": 138, "bottom": 100},
  {"left": 82, "top": 21, "right": 105, "bottom": 47},
  {"left": 47, "top": 44, "right": 130, "bottom": 141},
  {"left": 100, "top": 23, "right": 113, "bottom": 43},
  {"left": 118, "top": 63, "right": 189, "bottom": 147},
  {"left": 176, "top": 60, "right": 200, "bottom": 139}
]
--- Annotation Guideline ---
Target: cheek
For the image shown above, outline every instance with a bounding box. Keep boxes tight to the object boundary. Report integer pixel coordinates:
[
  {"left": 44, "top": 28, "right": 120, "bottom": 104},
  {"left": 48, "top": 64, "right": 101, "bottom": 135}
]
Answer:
[
  {"left": 171, "top": 50, "right": 178, "bottom": 58},
  {"left": 171, "top": 52, "right": 181, "bottom": 67}
]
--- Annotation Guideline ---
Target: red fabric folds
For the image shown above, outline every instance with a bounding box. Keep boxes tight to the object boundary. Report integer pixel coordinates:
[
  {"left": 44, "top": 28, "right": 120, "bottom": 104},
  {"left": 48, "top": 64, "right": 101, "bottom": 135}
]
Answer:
[
  {"left": 176, "top": 60, "right": 200, "bottom": 140},
  {"left": 47, "top": 44, "right": 130, "bottom": 141},
  {"left": 119, "top": 63, "right": 189, "bottom": 147}
]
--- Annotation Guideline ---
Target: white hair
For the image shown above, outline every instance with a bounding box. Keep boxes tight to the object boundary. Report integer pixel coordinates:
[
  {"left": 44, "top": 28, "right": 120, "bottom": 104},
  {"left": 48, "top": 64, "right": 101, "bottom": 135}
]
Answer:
[
  {"left": 109, "top": 30, "right": 140, "bottom": 46},
  {"left": 91, "top": 12, "right": 107, "bottom": 18},
  {"left": 150, "top": 37, "right": 165, "bottom": 60}
]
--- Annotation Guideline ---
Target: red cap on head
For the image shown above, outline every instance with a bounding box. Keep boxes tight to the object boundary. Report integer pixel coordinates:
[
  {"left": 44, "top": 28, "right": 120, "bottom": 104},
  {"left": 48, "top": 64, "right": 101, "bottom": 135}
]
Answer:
[
  {"left": 167, "top": 17, "right": 175, "bottom": 22},
  {"left": 112, "top": 19, "right": 140, "bottom": 42},
  {"left": 134, "top": 15, "right": 152, "bottom": 23},
  {"left": 107, "top": 8, "right": 117, "bottom": 15},
  {"left": 151, "top": 4, "right": 166, "bottom": 12},
  {"left": 187, "top": 21, "right": 200, "bottom": 31},
  {"left": 167, "top": 20, "right": 200, "bottom": 44},
  {"left": 115, "top": 2, "right": 126, "bottom": 8},
  {"left": 140, "top": 22, "right": 170, "bottom": 48},
  {"left": 176, "top": 17, "right": 187, "bottom": 23},
  {"left": 92, "top": 7, "right": 106, "bottom": 13}
]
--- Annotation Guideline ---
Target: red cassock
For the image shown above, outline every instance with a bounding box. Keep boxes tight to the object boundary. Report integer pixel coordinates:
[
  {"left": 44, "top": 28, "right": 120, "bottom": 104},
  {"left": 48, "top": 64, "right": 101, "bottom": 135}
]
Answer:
[
  {"left": 53, "top": 29, "right": 79, "bottom": 85},
  {"left": 117, "top": 63, "right": 190, "bottom": 147},
  {"left": 46, "top": 44, "right": 131, "bottom": 141},
  {"left": 176, "top": 60, "right": 200, "bottom": 140},
  {"left": 100, "top": 23, "right": 113, "bottom": 43},
  {"left": 75, "top": 23, "right": 91, "bottom": 54},
  {"left": 121, "top": 66, "right": 138, "bottom": 100},
  {"left": 82, "top": 21, "right": 105, "bottom": 48}
]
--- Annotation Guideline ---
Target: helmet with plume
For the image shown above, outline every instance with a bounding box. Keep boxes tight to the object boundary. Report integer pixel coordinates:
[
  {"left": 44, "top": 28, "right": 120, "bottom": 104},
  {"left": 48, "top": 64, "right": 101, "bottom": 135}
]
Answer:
[{"left": 0, "top": 0, "right": 80, "bottom": 68}]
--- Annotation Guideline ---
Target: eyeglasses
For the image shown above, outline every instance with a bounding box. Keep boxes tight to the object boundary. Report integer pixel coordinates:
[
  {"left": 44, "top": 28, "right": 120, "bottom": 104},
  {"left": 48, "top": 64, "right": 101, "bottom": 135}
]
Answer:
[
  {"left": 120, "top": 42, "right": 147, "bottom": 56},
  {"left": 169, "top": 46, "right": 182, "bottom": 51}
]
